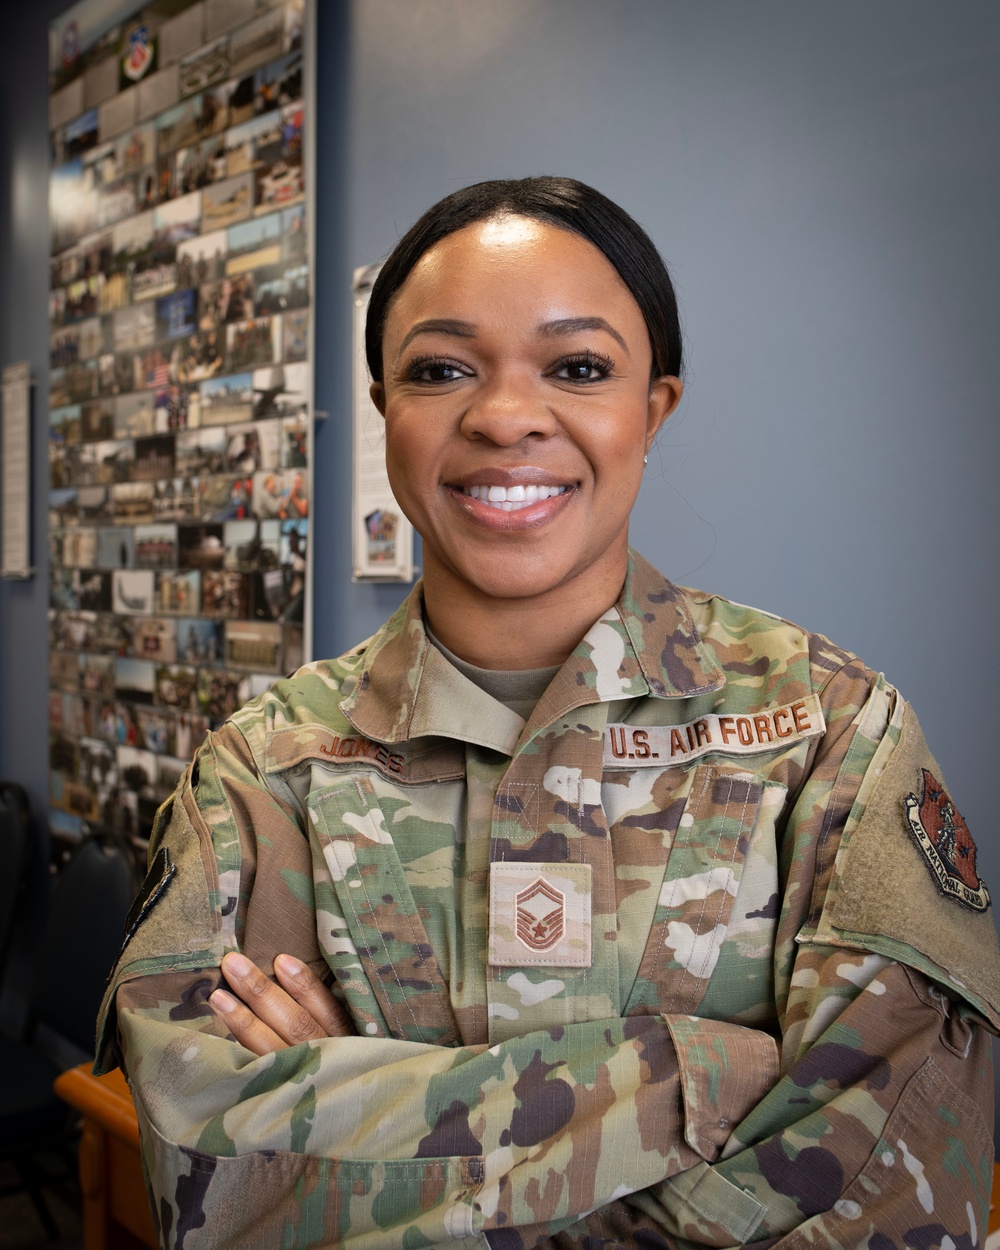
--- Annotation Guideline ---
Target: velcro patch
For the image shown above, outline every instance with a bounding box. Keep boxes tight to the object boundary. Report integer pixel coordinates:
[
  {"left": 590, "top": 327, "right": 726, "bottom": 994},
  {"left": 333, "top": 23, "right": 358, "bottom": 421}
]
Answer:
[
  {"left": 488, "top": 862, "right": 592, "bottom": 968},
  {"left": 604, "top": 694, "right": 825, "bottom": 768},
  {"left": 904, "top": 768, "right": 990, "bottom": 912}
]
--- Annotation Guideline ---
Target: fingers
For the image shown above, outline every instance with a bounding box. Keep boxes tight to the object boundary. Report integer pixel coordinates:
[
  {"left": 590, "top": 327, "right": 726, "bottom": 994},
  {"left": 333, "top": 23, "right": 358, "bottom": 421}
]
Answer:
[
  {"left": 273, "top": 954, "right": 355, "bottom": 1038},
  {"left": 212, "top": 951, "right": 334, "bottom": 1053}
]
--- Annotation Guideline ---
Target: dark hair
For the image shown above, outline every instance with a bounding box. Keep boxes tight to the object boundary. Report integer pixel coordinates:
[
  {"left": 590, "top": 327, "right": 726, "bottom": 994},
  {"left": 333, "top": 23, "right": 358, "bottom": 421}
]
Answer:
[{"left": 365, "top": 176, "right": 683, "bottom": 384}]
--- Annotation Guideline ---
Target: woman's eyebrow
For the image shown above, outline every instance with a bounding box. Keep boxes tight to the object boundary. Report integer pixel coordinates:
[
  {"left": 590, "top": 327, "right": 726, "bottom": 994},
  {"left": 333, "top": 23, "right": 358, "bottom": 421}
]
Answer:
[
  {"left": 396, "top": 319, "right": 477, "bottom": 359},
  {"left": 539, "top": 317, "right": 629, "bottom": 354}
]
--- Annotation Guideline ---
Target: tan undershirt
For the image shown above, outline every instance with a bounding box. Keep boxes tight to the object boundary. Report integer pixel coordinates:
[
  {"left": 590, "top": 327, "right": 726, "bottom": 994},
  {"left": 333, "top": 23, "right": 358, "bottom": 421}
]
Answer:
[{"left": 427, "top": 630, "right": 561, "bottom": 722}]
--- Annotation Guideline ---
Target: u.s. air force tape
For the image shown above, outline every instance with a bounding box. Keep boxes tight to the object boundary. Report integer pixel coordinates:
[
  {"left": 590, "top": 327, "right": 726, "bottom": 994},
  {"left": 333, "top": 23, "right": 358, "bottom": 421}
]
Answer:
[{"left": 604, "top": 694, "right": 826, "bottom": 768}]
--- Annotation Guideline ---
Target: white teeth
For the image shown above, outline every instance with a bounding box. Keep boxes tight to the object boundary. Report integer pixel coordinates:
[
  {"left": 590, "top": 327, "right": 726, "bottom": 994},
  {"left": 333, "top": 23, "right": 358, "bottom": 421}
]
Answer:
[{"left": 463, "top": 483, "right": 568, "bottom": 510}]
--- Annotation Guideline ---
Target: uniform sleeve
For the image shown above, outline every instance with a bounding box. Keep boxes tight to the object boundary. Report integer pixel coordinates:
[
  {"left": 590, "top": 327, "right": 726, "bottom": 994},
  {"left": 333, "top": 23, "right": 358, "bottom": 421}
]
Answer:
[
  {"left": 102, "top": 725, "right": 781, "bottom": 1250},
  {"left": 610, "top": 671, "right": 999, "bottom": 1249}
]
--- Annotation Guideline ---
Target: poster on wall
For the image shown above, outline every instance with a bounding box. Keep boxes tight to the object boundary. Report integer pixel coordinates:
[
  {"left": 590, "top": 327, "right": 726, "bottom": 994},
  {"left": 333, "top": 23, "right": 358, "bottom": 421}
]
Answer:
[{"left": 47, "top": 0, "right": 314, "bottom": 846}]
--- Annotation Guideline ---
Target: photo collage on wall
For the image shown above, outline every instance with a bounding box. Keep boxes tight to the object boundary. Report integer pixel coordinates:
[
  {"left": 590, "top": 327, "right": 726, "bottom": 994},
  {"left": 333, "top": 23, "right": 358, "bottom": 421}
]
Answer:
[{"left": 47, "top": 0, "right": 312, "bottom": 845}]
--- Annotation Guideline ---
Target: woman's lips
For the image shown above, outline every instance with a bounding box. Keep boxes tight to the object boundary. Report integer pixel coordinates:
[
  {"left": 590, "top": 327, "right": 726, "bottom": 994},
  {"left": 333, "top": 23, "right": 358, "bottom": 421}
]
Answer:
[{"left": 461, "top": 483, "right": 569, "bottom": 512}]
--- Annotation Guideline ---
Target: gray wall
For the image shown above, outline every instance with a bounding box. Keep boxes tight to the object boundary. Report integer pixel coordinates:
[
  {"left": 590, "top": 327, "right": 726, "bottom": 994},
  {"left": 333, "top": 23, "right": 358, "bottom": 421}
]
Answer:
[{"left": 2, "top": 0, "right": 998, "bottom": 1129}]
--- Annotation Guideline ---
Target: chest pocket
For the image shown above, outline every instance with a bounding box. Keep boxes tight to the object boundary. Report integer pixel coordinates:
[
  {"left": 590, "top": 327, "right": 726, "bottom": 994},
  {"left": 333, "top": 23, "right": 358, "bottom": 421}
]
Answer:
[
  {"left": 622, "top": 763, "right": 766, "bottom": 1018},
  {"left": 308, "top": 775, "right": 461, "bottom": 1047}
]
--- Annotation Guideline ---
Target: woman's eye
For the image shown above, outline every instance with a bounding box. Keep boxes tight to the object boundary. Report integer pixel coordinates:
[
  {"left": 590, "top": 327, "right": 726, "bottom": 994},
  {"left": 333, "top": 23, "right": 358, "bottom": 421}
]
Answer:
[
  {"left": 406, "top": 357, "right": 467, "bottom": 383},
  {"left": 552, "top": 353, "right": 614, "bottom": 383}
]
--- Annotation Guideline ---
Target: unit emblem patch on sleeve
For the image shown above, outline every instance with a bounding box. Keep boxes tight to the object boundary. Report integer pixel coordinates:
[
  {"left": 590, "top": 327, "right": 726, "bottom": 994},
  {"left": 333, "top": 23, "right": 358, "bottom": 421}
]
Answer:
[{"left": 903, "top": 768, "right": 990, "bottom": 912}]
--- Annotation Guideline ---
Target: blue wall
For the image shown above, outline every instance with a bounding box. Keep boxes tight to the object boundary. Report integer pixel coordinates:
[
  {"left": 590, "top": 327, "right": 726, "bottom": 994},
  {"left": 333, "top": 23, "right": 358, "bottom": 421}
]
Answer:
[{"left": 2, "top": 0, "right": 999, "bottom": 1129}]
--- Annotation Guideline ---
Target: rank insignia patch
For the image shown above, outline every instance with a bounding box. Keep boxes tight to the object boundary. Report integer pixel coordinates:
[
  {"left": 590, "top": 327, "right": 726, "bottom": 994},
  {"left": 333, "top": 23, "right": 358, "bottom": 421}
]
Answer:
[{"left": 903, "top": 768, "right": 990, "bottom": 912}]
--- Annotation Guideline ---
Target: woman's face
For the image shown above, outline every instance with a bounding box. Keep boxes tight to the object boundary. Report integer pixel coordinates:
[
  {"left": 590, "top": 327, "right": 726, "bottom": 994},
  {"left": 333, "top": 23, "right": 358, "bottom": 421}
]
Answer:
[{"left": 373, "top": 215, "right": 682, "bottom": 608}]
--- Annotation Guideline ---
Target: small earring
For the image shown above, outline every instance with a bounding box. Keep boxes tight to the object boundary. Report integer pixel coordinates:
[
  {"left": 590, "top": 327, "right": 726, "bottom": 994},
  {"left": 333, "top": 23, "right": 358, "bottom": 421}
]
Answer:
[{"left": 643, "top": 454, "right": 648, "bottom": 465}]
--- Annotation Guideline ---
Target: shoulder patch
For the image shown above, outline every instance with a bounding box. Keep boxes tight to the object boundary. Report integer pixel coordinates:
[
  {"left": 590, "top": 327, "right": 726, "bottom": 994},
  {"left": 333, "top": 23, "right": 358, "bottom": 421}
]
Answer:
[
  {"left": 826, "top": 701, "right": 1000, "bottom": 1030},
  {"left": 903, "top": 768, "right": 990, "bottom": 912}
]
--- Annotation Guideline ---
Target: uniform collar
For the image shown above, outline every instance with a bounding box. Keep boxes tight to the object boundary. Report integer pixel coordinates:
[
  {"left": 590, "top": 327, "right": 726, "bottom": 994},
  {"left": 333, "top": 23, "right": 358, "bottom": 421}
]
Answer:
[{"left": 340, "top": 549, "right": 725, "bottom": 751}]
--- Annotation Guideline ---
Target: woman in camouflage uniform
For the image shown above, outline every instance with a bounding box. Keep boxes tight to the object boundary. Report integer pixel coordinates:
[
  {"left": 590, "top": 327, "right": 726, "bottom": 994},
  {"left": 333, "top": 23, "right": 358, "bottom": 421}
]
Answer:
[{"left": 101, "top": 179, "right": 999, "bottom": 1249}]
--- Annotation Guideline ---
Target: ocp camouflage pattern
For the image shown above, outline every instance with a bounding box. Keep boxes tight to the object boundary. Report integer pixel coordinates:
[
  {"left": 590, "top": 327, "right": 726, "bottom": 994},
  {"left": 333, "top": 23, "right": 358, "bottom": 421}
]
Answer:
[{"left": 99, "top": 551, "right": 1000, "bottom": 1249}]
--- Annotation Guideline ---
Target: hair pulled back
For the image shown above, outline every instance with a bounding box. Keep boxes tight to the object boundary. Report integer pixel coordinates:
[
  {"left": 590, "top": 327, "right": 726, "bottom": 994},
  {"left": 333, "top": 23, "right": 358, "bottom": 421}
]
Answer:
[{"left": 365, "top": 176, "right": 683, "bottom": 384}]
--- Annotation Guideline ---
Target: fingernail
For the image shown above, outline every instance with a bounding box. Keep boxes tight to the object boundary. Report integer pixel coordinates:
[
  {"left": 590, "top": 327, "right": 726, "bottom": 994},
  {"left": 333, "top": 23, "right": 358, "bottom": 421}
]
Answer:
[
  {"left": 210, "top": 989, "right": 237, "bottom": 1014},
  {"left": 225, "top": 953, "right": 251, "bottom": 976},
  {"left": 275, "top": 954, "right": 302, "bottom": 977}
]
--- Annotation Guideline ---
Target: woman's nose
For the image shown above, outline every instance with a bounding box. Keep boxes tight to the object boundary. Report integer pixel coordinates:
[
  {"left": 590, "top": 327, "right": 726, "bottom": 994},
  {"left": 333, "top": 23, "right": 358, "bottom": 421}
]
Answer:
[{"left": 459, "top": 375, "right": 557, "bottom": 445}]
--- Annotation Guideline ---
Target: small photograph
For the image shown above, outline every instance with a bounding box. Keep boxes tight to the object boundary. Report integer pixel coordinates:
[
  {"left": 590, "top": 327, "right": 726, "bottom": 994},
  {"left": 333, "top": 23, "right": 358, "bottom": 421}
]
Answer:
[
  {"left": 96, "top": 181, "right": 138, "bottom": 230},
  {"left": 76, "top": 570, "right": 112, "bottom": 612},
  {"left": 94, "top": 439, "right": 134, "bottom": 485},
  {"left": 111, "top": 212, "right": 155, "bottom": 271},
  {"left": 152, "top": 476, "right": 200, "bottom": 522},
  {"left": 115, "top": 656, "right": 156, "bottom": 704},
  {"left": 131, "top": 262, "right": 177, "bottom": 302},
  {"left": 154, "top": 663, "right": 198, "bottom": 710},
  {"left": 127, "top": 616, "right": 178, "bottom": 664},
  {"left": 50, "top": 159, "right": 95, "bottom": 253},
  {"left": 65, "top": 360, "right": 99, "bottom": 403},
  {"left": 113, "top": 123, "right": 156, "bottom": 178},
  {"left": 173, "top": 134, "right": 229, "bottom": 196},
  {"left": 200, "top": 372, "right": 253, "bottom": 425},
  {"left": 254, "top": 50, "right": 302, "bottom": 114},
  {"left": 280, "top": 414, "right": 307, "bottom": 467},
  {"left": 196, "top": 665, "right": 243, "bottom": 721},
  {"left": 156, "top": 289, "right": 197, "bottom": 342},
  {"left": 224, "top": 112, "right": 280, "bottom": 177},
  {"left": 90, "top": 699, "right": 118, "bottom": 742},
  {"left": 112, "top": 302, "right": 156, "bottom": 353},
  {"left": 51, "top": 324, "right": 84, "bottom": 369},
  {"left": 154, "top": 384, "right": 201, "bottom": 433},
  {"left": 114, "top": 392, "right": 156, "bottom": 437},
  {"left": 116, "top": 745, "right": 159, "bottom": 797},
  {"left": 56, "top": 609, "right": 99, "bottom": 651},
  {"left": 82, "top": 398, "right": 115, "bottom": 441},
  {"left": 78, "top": 485, "right": 112, "bottom": 524},
  {"left": 176, "top": 228, "right": 228, "bottom": 286},
  {"left": 363, "top": 508, "right": 400, "bottom": 567},
  {"left": 202, "top": 172, "right": 254, "bottom": 231},
  {"left": 78, "top": 735, "right": 117, "bottom": 798},
  {"left": 230, "top": 9, "right": 286, "bottom": 77},
  {"left": 96, "top": 525, "right": 134, "bottom": 569},
  {"left": 174, "top": 711, "right": 210, "bottom": 758},
  {"left": 197, "top": 474, "right": 253, "bottom": 521},
  {"left": 279, "top": 518, "right": 307, "bottom": 614},
  {"left": 201, "top": 569, "right": 250, "bottom": 618},
  {"left": 226, "top": 315, "right": 280, "bottom": 372},
  {"left": 156, "top": 94, "right": 207, "bottom": 156},
  {"left": 282, "top": 204, "right": 307, "bottom": 264},
  {"left": 202, "top": 74, "right": 255, "bottom": 134},
  {"left": 134, "top": 523, "right": 178, "bottom": 569},
  {"left": 80, "top": 650, "right": 115, "bottom": 700},
  {"left": 97, "top": 353, "right": 118, "bottom": 395},
  {"left": 222, "top": 519, "right": 259, "bottom": 571},
  {"left": 112, "top": 568, "right": 156, "bottom": 615},
  {"left": 176, "top": 617, "right": 223, "bottom": 664},
  {"left": 98, "top": 272, "right": 130, "bottom": 316},
  {"left": 226, "top": 211, "right": 282, "bottom": 275},
  {"left": 176, "top": 426, "right": 227, "bottom": 476},
  {"left": 219, "top": 273, "right": 256, "bottom": 323},
  {"left": 133, "top": 434, "right": 175, "bottom": 481},
  {"left": 49, "top": 487, "right": 78, "bottom": 528},
  {"left": 256, "top": 153, "right": 302, "bottom": 217},
  {"left": 178, "top": 523, "right": 224, "bottom": 570},
  {"left": 225, "top": 619, "right": 282, "bottom": 673},
  {"left": 61, "top": 527, "right": 97, "bottom": 568},
  {"left": 225, "top": 419, "right": 280, "bottom": 475},
  {"left": 136, "top": 706, "right": 173, "bottom": 754},
  {"left": 51, "top": 649, "right": 80, "bottom": 692},
  {"left": 50, "top": 566, "right": 79, "bottom": 611},
  {"left": 249, "top": 267, "right": 303, "bottom": 315},
  {"left": 197, "top": 279, "right": 226, "bottom": 331},
  {"left": 252, "top": 468, "right": 308, "bottom": 521},
  {"left": 153, "top": 191, "right": 203, "bottom": 263},
  {"left": 176, "top": 328, "right": 224, "bottom": 381},
  {"left": 112, "top": 702, "right": 140, "bottom": 748},
  {"left": 111, "top": 481, "right": 155, "bottom": 525},
  {"left": 282, "top": 307, "right": 307, "bottom": 361},
  {"left": 93, "top": 615, "right": 131, "bottom": 655},
  {"left": 49, "top": 287, "right": 67, "bottom": 327},
  {"left": 157, "top": 569, "right": 200, "bottom": 615},
  {"left": 49, "top": 367, "right": 70, "bottom": 409},
  {"left": 179, "top": 36, "right": 231, "bottom": 96}
]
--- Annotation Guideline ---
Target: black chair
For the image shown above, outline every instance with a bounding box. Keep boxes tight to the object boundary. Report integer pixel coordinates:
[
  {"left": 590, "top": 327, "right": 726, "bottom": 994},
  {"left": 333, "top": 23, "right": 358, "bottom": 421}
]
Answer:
[
  {"left": 0, "top": 783, "right": 32, "bottom": 989},
  {"left": 0, "top": 831, "right": 138, "bottom": 1237}
]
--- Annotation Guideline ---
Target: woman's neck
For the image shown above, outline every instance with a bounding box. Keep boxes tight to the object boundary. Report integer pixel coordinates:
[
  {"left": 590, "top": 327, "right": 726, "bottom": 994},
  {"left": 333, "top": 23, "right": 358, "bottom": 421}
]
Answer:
[{"left": 421, "top": 555, "right": 628, "bottom": 670}]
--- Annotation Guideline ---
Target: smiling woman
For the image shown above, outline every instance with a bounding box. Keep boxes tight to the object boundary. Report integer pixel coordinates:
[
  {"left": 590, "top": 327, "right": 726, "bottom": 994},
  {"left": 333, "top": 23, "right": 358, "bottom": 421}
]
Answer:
[{"left": 99, "top": 179, "right": 999, "bottom": 1250}]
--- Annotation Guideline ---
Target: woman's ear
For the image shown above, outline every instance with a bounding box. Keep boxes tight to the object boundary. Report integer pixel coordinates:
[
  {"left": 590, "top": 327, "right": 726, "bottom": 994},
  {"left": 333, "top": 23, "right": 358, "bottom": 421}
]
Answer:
[
  {"left": 370, "top": 382, "right": 386, "bottom": 416},
  {"left": 645, "top": 375, "right": 683, "bottom": 449}
]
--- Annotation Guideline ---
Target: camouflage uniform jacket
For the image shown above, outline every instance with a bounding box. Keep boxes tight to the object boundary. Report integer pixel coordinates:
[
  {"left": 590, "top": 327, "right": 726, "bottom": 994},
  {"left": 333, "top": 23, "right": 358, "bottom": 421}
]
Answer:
[{"left": 98, "top": 550, "right": 1000, "bottom": 1250}]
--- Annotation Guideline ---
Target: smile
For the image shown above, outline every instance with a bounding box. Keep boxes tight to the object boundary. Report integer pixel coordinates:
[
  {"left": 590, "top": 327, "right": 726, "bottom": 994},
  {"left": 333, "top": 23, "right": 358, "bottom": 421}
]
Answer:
[{"left": 462, "top": 484, "right": 569, "bottom": 512}]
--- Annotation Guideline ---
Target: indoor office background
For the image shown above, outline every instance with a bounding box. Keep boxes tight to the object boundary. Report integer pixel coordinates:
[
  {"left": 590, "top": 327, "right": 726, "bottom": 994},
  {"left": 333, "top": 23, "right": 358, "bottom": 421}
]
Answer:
[{"left": 1, "top": 0, "right": 998, "bottom": 1155}]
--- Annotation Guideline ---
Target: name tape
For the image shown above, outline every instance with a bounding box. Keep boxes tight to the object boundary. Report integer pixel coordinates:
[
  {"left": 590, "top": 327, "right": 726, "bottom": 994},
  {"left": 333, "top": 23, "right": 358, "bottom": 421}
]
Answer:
[{"left": 604, "top": 694, "right": 826, "bottom": 768}]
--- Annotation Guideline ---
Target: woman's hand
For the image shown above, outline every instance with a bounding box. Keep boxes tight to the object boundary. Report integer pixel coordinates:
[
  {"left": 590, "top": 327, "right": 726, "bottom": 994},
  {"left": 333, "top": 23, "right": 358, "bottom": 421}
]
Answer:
[{"left": 210, "top": 952, "right": 355, "bottom": 1054}]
